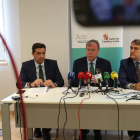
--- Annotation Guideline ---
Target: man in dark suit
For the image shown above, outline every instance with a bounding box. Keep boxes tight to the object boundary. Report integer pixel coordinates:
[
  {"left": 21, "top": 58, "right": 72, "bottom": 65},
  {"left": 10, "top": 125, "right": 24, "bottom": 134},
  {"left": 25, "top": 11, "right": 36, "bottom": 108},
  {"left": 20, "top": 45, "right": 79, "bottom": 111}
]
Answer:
[
  {"left": 119, "top": 39, "right": 140, "bottom": 139},
  {"left": 17, "top": 43, "right": 64, "bottom": 140},
  {"left": 72, "top": 39, "right": 113, "bottom": 140}
]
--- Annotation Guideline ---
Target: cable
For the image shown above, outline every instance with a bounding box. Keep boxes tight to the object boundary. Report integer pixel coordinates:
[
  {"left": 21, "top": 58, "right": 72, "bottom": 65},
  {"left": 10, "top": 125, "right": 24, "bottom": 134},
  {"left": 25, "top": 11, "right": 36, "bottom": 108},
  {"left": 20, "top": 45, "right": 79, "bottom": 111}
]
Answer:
[
  {"left": 62, "top": 91, "right": 79, "bottom": 140},
  {"left": 106, "top": 93, "right": 120, "bottom": 140},
  {"left": 19, "top": 102, "right": 23, "bottom": 140},
  {"left": 55, "top": 92, "right": 68, "bottom": 140},
  {"left": 78, "top": 92, "right": 90, "bottom": 140},
  {"left": 14, "top": 101, "right": 23, "bottom": 140},
  {"left": 0, "top": 33, "right": 27, "bottom": 140}
]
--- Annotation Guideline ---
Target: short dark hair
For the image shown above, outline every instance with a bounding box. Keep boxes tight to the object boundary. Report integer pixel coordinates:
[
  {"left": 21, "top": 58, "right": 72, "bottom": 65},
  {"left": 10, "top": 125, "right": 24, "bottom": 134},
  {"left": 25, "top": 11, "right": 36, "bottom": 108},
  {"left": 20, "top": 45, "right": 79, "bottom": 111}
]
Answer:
[
  {"left": 86, "top": 39, "right": 100, "bottom": 49},
  {"left": 131, "top": 39, "right": 140, "bottom": 46},
  {"left": 32, "top": 43, "right": 46, "bottom": 53}
]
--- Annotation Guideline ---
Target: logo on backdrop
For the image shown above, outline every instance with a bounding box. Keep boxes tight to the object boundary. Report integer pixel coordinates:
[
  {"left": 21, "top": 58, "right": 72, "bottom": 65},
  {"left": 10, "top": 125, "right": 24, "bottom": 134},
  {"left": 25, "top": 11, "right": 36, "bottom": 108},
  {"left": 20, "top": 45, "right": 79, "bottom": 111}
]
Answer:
[
  {"left": 102, "top": 33, "right": 120, "bottom": 43},
  {"left": 76, "top": 34, "right": 88, "bottom": 43},
  {"left": 103, "top": 33, "right": 108, "bottom": 40}
]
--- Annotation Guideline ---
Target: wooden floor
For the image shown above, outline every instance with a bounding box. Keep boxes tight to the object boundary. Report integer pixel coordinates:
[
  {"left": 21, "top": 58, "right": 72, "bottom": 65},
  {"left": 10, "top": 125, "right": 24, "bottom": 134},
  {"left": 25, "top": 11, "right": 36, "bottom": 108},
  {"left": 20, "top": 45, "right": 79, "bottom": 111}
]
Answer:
[{"left": 0, "top": 114, "right": 139, "bottom": 140}]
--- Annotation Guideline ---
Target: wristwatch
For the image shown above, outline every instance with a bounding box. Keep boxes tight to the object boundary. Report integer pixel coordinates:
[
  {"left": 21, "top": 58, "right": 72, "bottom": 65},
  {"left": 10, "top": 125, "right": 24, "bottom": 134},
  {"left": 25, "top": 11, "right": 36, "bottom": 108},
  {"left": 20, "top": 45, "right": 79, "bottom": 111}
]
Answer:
[
  {"left": 27, "top": 82, "right": 32, "bottom": 88},
  {"left": 54, "top": 83, "right": 58, "bottom": 87},
  {"left": 131, "top": 83, "right": 136, "bottom": 90}
]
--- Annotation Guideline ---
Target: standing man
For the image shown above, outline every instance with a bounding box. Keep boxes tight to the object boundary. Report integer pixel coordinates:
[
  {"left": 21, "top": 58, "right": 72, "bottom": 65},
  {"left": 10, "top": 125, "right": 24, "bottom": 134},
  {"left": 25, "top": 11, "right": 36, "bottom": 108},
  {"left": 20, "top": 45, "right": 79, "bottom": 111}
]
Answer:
[
  {"left": 72, "top": 39, "right": 113, "bottom": 140},
  {"left": 17, "top": 43, "right": 64, "bottom": 140},
  {"left": 119, "top": 39, "right": 140, "bottom": 139}
]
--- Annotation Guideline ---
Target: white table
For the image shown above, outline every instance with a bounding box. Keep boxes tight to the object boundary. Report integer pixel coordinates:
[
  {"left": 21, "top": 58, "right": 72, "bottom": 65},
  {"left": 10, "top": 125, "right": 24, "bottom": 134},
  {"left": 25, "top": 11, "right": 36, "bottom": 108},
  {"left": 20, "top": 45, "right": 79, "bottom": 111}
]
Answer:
[{"left": 1, "top": 87, "right": 140, "bottom": 140}]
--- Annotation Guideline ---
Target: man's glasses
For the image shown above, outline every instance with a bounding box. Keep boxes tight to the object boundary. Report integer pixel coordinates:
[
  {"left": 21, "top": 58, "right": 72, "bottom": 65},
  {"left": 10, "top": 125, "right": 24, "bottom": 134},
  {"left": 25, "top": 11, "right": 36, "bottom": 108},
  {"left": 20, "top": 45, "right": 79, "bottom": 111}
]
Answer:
[
  {"left": 86, "top": 49, "right": 98, "bottom": 52},
  {"left": 130, "top": 47, "right": 140, "bottom": 51}
]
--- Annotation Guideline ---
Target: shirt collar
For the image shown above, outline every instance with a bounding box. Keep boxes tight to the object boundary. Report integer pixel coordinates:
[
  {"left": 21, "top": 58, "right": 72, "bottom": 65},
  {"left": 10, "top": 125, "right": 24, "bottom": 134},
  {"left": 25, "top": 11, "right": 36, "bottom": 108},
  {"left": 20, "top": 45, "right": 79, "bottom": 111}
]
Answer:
[
  {"left": 34, "top": 60, "right": 44, "bottom": 68},
  {"left": 87, "top": 58, "right": 97, "bottom": 64},
  {"left": 133, "top": 60, "right": 140, "bottom": 64}
]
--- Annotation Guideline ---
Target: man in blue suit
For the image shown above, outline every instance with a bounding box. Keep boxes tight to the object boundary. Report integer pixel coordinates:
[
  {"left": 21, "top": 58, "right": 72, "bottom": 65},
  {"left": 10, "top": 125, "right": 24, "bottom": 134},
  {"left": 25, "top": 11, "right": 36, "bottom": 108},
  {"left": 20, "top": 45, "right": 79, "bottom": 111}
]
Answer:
[
  {"left": 72, "top": 39, "right": 113, "bottom": 140},
  {"left": 17, "top": 43, "right": 64, "bottom": 140},
  {"left": 119, "top": 39, "right": 140, "bottom": 139}
]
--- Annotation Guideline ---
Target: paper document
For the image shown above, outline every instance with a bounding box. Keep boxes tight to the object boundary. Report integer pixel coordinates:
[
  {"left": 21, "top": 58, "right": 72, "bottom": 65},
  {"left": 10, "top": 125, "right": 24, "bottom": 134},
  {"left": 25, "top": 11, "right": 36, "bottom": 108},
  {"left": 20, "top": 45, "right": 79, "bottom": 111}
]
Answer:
[
  {"left": 125, "top": 89, "right": 140, "bottom": 93},
  {"left": 27, "top": 87, "right": 48, "bottom": 94},
  {"left": 79, "top": 86, "right": 98, "bottom": 92},
  {"left": 55, "top": 87, "right": 74, "bottom": 93}
]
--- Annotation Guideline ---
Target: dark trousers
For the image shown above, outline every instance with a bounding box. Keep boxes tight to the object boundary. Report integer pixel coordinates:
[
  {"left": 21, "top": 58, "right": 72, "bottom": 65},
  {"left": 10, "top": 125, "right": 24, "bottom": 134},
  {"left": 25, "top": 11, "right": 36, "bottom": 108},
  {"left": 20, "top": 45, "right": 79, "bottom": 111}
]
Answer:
[
  {"left": 81, "top": 129, "right": 101, "bottom": 135},
  {"left": 35, "top": 128, "right": 51, "bottom": 133}
]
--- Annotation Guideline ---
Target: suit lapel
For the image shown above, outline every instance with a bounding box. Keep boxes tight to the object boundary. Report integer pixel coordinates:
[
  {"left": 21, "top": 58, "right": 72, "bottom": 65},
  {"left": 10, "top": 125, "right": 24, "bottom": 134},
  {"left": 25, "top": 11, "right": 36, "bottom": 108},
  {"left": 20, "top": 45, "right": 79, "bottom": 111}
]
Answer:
[
  {"left": 30, "top": 60, "right": 37, "bottom": 80},
  {"left": 83, "top": 57, "right": 88, "bottom": 72},
  {"left": 129, "top": 58, "right": 137, "bottom": 82},
  {"left": 95, "top": 57, "right": 101, "bottom": 69},
  {"left": 44, "top": 59, "right": 50, "bottom": 80}
]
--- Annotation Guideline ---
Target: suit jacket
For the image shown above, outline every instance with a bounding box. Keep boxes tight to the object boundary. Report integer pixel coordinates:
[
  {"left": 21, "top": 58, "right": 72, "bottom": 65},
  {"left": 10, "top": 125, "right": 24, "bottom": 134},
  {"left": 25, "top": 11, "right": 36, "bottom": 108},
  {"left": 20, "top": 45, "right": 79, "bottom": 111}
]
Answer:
[
  {"left": 119, "top": 57, "right": 137, "bottom": 88},
  {"left": 17, "top": 59, "right": 64, "bottom": 88},
  {"left": 72, "top": 56, "right": 113, "bottom": 87}
]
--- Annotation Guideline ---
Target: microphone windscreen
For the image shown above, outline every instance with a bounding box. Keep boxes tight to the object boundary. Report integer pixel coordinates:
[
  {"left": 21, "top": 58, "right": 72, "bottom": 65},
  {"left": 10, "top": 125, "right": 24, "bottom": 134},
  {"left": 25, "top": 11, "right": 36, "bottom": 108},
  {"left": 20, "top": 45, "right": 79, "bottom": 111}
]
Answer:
[
  {"left": 95, "top": 68, "right": 101, "bottom": 74},
  {"left": 78, "top": 72, "right": 84, "bottom": 81},
  {"left": 68, "top": 72, "right": 75, "bottom": 80},
  {"left": 103, "top": 72, "right": 110, "bottom": 80},
  {"left": 110, "top": 71, "right": 118, "bottom": 80},
  {"left": 85, "top": 71, "right": 92, "bottom": 81}
]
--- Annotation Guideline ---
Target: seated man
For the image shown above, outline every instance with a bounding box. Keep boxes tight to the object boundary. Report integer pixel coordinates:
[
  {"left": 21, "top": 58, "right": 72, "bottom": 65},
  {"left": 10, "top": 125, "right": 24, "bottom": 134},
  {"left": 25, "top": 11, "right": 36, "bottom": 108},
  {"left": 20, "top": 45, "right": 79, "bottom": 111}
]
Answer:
[
  {"left": 119, "top": 39, "right": 140, "bottom": 139},
  {"left": 72, "top": 39, "right": 113, "bottom": 140},
  {"left": 17, "top": 43, "right": 64, "bottom": 140}
]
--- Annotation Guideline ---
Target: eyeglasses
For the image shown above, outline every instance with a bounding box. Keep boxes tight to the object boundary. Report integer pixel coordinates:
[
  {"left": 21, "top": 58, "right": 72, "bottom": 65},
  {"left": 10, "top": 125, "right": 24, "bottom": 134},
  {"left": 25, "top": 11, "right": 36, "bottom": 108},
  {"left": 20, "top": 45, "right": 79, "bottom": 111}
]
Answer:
[
  {"left": 130, "top": 47, "right": 140, "bottom": 51},
  {"left": 86, "top": 49, "right": 98, "bottom": 52}
]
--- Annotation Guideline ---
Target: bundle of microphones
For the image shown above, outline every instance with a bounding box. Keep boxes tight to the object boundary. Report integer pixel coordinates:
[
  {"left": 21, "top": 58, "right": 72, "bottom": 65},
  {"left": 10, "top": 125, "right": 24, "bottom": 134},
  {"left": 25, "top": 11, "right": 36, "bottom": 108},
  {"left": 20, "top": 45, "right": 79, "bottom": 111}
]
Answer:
[{"left": 67, "top": 68, "right": 120, "bottom": 93}]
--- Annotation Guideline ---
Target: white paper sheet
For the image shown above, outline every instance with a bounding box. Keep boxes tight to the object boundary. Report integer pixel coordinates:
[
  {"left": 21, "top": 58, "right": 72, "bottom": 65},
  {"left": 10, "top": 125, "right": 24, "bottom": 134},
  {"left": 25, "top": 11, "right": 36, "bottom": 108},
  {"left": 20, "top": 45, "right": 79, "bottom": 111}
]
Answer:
[
  {"left": 55, "top": 87, "right": 74, "bottom": 93},
  {"left": 27, "top": 87, "right": 48, "bottom": 94},
  {"left": 125, "top": 89, "right": 140, "bottom": 93}
]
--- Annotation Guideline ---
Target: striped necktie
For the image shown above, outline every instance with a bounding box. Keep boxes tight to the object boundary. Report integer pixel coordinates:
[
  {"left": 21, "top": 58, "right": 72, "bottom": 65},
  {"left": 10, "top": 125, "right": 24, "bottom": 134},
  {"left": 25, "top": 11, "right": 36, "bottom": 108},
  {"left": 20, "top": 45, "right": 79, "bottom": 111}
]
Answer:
[{"left": 136, "top": 62, "right": 140, "bottom": 82}]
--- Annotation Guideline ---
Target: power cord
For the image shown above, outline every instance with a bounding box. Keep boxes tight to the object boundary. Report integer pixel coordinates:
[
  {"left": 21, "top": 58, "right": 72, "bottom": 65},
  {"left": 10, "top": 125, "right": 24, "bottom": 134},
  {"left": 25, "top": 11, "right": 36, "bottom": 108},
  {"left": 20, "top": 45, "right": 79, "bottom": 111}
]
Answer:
[
  {"left": 14, "top": 101, "right": 23, "bottom": 140},
  {"left": 62, "top": 91, "right": 79, "bottom": 140},
  {"left": 106, "top": 93, "right": 120, "bottom": 140}
]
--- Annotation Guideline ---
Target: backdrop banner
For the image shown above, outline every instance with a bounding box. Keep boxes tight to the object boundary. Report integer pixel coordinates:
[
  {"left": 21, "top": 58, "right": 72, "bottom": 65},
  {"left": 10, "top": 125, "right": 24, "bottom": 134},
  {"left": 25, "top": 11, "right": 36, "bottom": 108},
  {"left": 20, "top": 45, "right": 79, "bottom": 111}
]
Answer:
[{"left": 71, "top": 10, "right": 123, "bottom": 73}]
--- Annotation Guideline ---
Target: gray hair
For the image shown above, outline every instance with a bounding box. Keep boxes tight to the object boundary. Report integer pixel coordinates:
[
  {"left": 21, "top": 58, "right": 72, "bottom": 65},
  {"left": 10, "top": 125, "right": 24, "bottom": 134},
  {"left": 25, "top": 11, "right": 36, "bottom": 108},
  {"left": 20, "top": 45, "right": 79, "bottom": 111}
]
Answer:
[
  {"left": 86, "top": 39, "right": 100, "bottom": 49},
  {"left": 131, "top": 39, "right": 140, "bottom": 46}
]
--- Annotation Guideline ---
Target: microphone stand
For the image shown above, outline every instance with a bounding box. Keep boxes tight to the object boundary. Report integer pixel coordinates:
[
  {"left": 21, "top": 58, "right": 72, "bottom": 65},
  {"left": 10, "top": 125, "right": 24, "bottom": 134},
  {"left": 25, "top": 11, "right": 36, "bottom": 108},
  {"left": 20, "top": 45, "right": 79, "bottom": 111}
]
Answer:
[{"left": 63, "top": 87, "right": 76, "bottom": 94}]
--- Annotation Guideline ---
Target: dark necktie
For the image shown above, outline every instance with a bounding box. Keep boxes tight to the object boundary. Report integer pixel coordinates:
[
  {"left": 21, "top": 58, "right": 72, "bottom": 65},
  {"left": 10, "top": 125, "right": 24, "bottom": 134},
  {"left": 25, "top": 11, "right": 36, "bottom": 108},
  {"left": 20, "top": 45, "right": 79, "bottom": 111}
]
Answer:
[
  {"left": 39, "top": 65, "right": 44, "bottom": 87},
  {"left": 90, "top": 62, "right": 94, "bottom": 75},
  {"left": 90, "top": 62, "right": 94, "bottom": 86},
  {"left": 136, "top": 62, "right": 140, "bottom": 82}
]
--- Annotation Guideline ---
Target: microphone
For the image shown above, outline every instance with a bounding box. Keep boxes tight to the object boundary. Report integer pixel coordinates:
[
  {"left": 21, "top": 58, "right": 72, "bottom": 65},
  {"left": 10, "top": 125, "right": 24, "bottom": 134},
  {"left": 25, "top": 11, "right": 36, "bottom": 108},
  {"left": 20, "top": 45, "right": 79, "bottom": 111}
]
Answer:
[
  {"left": 110, "top": 71, "right": 120, "bottom": 87},
  {"left": 103, "top": 72, "right": 110, "bottom": 90},
  {"left": 68, "top": 72, "right": 75, "bottom": 89},
  {"left": 85, "top": 71, "right": 92, "bottom": 92},
  {"left": 78, "top": 72, "right": 84, "bottom": 90},
  {"left": 95, "top": 68, "right": 103, "bottom": 89}
]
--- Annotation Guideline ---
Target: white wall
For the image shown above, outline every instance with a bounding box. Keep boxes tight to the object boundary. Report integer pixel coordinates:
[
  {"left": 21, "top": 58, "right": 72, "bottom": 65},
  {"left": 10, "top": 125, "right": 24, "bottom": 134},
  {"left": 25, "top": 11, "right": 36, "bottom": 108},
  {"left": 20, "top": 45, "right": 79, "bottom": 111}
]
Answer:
[
  {"left": 19, "top": 0, "right": 68, "bottom": 87},
  {"left": 123, "top": 27, "right": 140, "bottom": 59},
  {"left": 0, "top": 0, "right": 21, "bottom": 110}
]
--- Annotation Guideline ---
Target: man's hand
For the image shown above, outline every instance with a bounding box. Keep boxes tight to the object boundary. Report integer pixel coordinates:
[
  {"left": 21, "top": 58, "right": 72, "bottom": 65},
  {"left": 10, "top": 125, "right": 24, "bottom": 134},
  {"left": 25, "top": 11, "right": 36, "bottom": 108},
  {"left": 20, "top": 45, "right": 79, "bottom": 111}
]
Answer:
[
  {"left": 31, "top": 79, "right": 43, "bottom": 87},
  {"left": 84, "top": 79, "right": 87, "bottom": 85},
  {"left": 135, "top": 83, "right": 140, "bottom": 91},
  {"left": 43, "top": 79, "right": 55, "bottom": 88},
  {"left": 130, "top": 83, "right": 140, "bottom": 91}
]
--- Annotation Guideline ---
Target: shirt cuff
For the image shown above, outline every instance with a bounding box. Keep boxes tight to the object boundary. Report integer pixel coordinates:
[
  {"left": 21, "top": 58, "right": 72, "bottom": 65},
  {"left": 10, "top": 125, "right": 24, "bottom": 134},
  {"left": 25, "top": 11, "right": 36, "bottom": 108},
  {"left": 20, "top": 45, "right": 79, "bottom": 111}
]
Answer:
[
  {"left": 24, "top": 83, "right": 29, "bottom": 88},
  {"left": 126, "top": 83, "right": 132, "bottom": 89}
]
